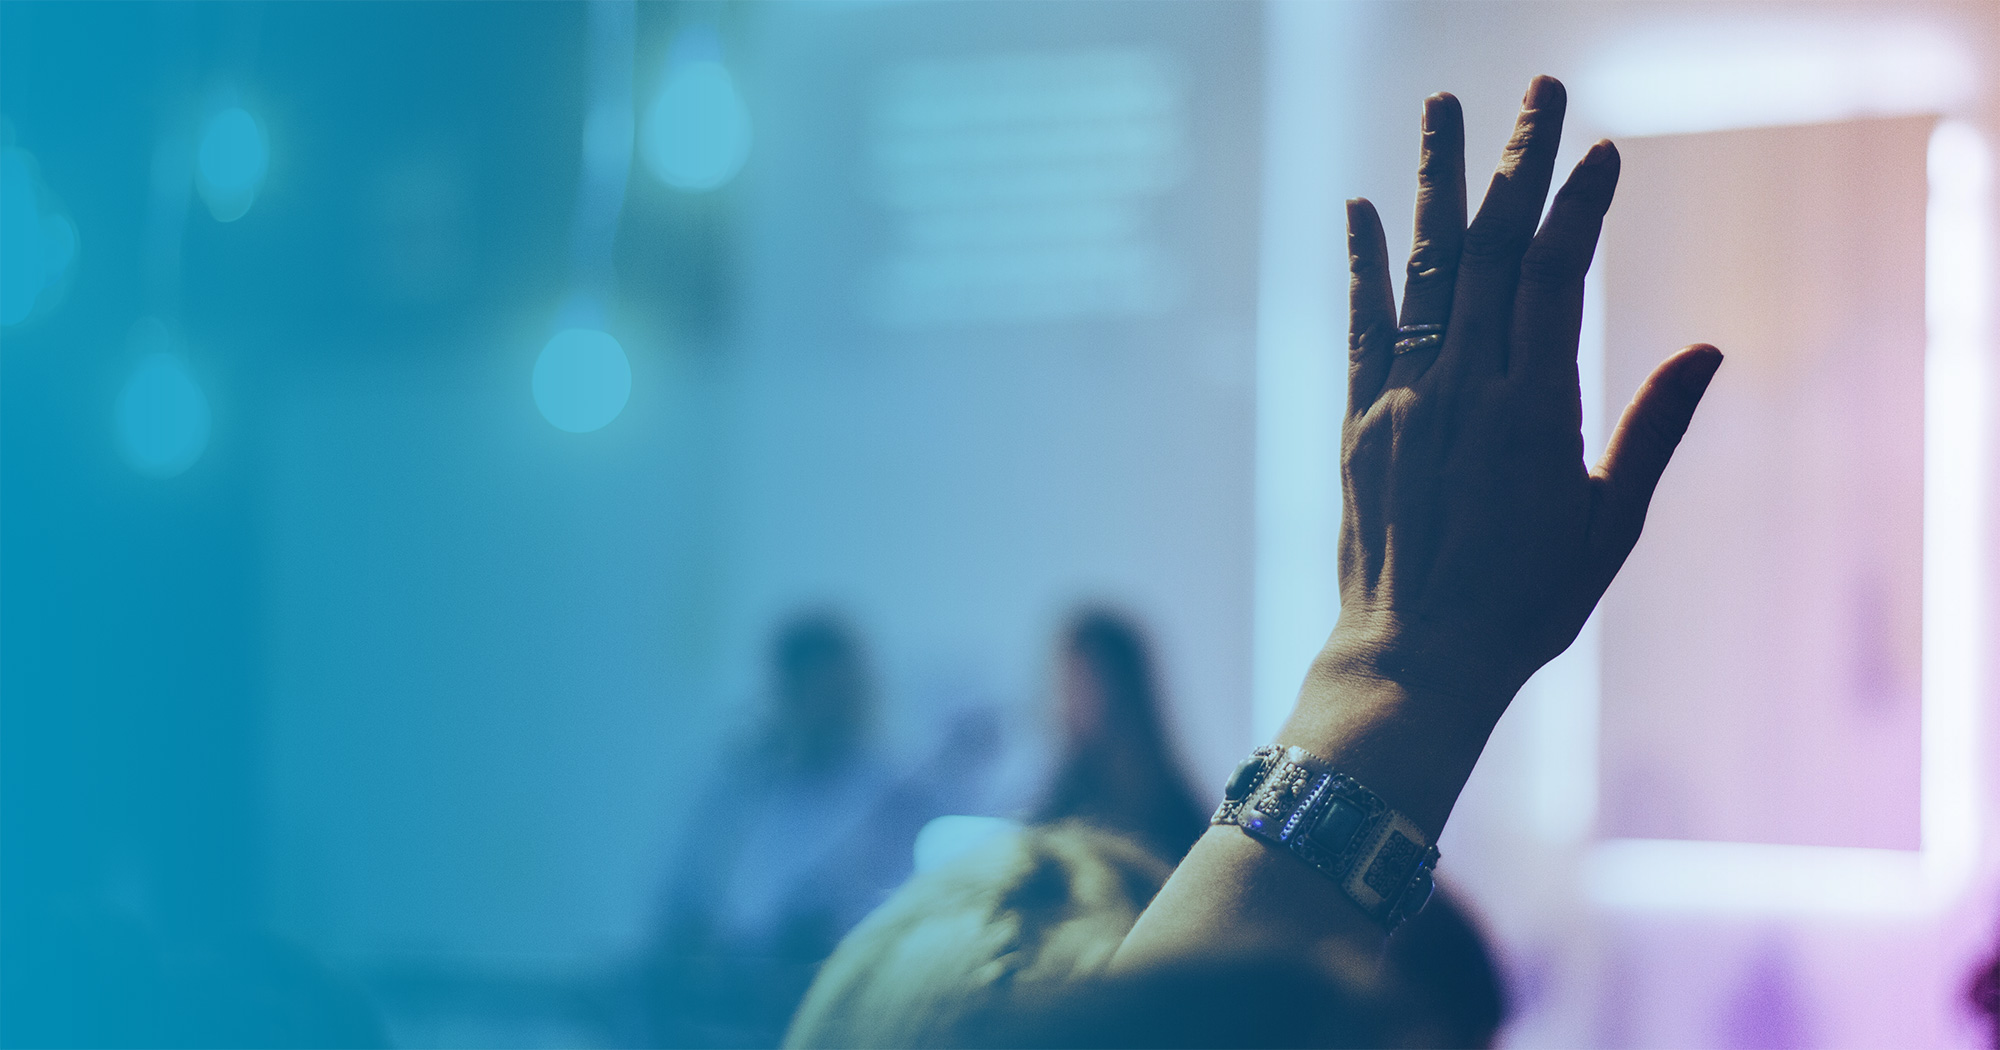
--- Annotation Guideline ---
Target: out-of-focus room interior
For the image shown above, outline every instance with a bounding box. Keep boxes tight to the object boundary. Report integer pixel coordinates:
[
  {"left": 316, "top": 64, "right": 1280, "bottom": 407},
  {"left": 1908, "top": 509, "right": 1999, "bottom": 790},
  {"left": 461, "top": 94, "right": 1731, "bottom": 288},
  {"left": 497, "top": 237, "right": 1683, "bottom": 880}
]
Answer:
[{"left": 3, "top": 2, "right": 1997, "bottom": 1047}]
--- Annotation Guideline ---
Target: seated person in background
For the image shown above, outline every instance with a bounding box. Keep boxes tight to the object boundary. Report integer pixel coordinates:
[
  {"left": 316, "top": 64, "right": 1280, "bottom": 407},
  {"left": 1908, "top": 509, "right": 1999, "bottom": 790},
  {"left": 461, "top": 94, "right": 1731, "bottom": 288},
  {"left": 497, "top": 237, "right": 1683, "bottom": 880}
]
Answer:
[
  {"left": 1034, "top": 610, "right": 1208, "bottom": 864},
  {"left": 640, "top": 613, "right": 968, "bottom": 1047},
  {"left": 786, "top": 74, "right": 1721, "bottom": 1048}
]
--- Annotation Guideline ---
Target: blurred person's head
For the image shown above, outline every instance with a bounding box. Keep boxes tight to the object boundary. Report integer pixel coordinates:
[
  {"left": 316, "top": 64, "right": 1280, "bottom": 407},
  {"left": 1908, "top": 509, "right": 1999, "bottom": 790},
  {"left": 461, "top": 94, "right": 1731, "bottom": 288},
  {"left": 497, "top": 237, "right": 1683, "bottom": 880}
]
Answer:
[
  {"left": 770, "top": 613, "right": 872, "bottom": 772},
  {"left": 785, "top": 822, "right": 1169, "bottom": 1048},
  {"left": 1381, "top": 887, "right": 1507, "bottom": 1049},
  {"left": 965, "top": 955, "right": 1402, "bottom": 1049},
  {"left": 1039, "top": 610, "right": 1206, "bottom": 861},
  {"left": 1057, "top": 610, "right": 1162, "bottom": 747},
  {"left": 784, "top": 822, "right": 1410, "bottom": 1049}
]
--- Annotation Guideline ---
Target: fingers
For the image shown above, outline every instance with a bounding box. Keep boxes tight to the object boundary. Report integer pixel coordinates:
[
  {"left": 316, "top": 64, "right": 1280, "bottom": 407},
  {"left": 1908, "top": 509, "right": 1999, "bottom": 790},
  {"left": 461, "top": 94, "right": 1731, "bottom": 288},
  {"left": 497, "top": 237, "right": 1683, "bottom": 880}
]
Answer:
[
  {"left": 1591, "top": 345, "right": 1723, "bottom": 562},
  {"left": 1382, "top": 93, "right": 1466, "bottom": 391},
  {"left": 1508, "top": 140, "right": 1620, "bottom": 391},
  {"left": 1437, "top": 76, "right": 1568, "bottom": 383},
  {"left": 1346, "top": 198, "right": 1397, "bottom": 416}
]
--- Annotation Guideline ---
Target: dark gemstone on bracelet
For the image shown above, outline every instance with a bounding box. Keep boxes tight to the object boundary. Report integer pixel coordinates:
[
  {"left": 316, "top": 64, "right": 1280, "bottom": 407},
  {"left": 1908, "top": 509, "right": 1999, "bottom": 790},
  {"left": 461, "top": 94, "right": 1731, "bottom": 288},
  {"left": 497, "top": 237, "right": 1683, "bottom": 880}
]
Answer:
[
  {"left": 1310, "top": 797, "right": 1367, "bottom": 853},
  {"left": 1223, "top": 755, "right": 1265, "bottom": 801}
]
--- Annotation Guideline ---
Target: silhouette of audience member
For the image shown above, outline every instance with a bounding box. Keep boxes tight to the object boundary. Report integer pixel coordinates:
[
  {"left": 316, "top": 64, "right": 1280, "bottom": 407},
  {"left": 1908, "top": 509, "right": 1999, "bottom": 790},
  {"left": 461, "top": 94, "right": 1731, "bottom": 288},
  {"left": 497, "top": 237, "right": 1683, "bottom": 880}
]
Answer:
[
  {"left": 639, "top": 613, "right": 945, "bottom": 1048},
  {"left": 1034, "top": 611, "right": 1207, "bottom": 863},
  {"left": 785, "top": 823, "right": 1479, "bottom": 1049},
  {"left": 1380, "top": 888, "right": 1507, "bottom": 1049},
  {"left": 784, "top": 828, "right": 1506, "bottom": 1050},
  {"left": 785, "top": 823, "right": 1176, "bottom": 1048}
]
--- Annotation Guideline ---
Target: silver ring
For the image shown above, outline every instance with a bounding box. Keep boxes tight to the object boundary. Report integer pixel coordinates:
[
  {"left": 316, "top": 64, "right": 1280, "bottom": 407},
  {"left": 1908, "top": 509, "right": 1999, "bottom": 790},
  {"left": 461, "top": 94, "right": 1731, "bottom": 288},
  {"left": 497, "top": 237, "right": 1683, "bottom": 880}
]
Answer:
[{"left": 1393, "top": 323, "right": 1445, "bottom": 356}]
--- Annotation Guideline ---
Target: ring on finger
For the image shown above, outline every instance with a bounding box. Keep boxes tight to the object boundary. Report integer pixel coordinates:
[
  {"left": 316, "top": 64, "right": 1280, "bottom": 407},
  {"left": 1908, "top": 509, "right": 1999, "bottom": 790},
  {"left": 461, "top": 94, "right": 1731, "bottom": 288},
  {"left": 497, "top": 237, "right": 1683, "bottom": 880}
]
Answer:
[{"left": 1393, "top": 323, "right": 1446, "bottom": 356}]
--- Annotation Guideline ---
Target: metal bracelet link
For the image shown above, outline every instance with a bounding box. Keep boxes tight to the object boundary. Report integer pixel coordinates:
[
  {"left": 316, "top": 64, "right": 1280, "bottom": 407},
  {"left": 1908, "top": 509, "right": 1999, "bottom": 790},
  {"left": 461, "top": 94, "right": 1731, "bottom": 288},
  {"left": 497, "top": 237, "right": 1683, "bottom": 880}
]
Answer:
[{"left": 1212, "top": 745, "right": 1440, "bottom": 930}]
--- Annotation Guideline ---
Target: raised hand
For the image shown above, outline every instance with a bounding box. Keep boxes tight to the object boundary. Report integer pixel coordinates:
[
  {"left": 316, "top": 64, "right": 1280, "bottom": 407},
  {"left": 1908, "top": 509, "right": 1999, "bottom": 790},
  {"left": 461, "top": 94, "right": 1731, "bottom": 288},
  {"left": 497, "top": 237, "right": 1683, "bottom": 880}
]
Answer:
[
  {"left": 1118, "top": 78, "right": 1720, "bottom": 970},
  {"left": 1326, "top": 76, "right": 1721, "bottom": 719}
]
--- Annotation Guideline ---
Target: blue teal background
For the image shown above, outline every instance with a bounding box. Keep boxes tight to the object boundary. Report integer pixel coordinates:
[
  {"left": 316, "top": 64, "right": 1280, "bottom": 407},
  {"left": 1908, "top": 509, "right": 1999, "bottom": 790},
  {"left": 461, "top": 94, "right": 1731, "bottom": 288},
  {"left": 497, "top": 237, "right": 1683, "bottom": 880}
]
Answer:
[
  {"left": 7, "top": 2, "right": 1999, "bottom": 1047},
  {"left": 2, "top": 3, "right": 1265, "bottom": 1044}
]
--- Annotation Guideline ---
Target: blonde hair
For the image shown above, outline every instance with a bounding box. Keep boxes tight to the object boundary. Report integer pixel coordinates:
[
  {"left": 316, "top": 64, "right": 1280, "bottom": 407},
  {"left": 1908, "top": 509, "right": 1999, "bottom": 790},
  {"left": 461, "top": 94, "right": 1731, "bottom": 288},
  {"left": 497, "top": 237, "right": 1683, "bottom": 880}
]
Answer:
[{"left": 783, "top": 823, "right": 1170, "bottom": 1049}]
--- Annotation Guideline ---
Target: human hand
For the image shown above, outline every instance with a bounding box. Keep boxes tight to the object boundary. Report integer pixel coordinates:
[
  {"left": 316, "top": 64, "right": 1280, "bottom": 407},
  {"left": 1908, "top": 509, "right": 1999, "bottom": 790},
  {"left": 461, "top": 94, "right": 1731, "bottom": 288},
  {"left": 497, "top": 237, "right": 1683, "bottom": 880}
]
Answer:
[
  {"left": 1116, "top": 79, "right": 1723, "bottom": 971},
  {"left": 1321, "top": 76, "right": 1721, "bottom": 717}
]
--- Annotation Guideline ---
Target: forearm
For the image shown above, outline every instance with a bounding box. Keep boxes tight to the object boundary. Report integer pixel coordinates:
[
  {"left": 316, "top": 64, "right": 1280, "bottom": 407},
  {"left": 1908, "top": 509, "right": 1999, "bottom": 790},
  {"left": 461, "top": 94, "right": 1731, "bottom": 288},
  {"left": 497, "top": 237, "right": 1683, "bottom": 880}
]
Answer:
[{"left": 1111, "top": 648, "right": 1508, "bottom": 971}]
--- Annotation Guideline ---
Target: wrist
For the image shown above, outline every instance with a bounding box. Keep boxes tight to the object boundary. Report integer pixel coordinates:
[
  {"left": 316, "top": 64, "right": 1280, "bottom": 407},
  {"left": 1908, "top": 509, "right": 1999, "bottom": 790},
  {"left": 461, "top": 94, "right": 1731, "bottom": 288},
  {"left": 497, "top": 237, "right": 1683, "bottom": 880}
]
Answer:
[
  {"left": 1271, "top": 631, "right": 1518, "bottom": 839},
  {"left": 1311, "top": 614, "right": 1525, "bottom": 715}
]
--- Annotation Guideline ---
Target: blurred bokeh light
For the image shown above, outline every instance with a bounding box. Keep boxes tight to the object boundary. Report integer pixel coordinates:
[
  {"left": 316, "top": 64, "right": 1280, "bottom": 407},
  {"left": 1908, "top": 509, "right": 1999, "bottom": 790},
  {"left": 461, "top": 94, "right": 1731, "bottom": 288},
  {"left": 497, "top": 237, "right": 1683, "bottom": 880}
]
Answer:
[
  {"left": 1, "top": 140, "right": 78, "bottom": 326},
  {"left": 195, "top": 106, "right": 267, "bottom": 222},
  {"left": 534, "top": 327, "right": 632, "bottom": 433},
  {"left": 641, "top": 27, "right": 750, "bottom": 191},
  {"left": 114, "top": 320, "right": 210, "bottom": 478}
]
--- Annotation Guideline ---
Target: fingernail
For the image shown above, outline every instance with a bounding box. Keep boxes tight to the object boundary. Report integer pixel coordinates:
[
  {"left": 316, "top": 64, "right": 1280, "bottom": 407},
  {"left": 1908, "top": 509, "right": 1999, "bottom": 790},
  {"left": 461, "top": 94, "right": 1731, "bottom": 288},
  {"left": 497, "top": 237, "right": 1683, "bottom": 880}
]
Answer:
[
  {"left": 1682, "top": 346, "right": 1723, "bottom": 393},
  {"left": 1525, "top": 75, "right": 1563, "bottom": 109},
  {"left": 1416, "top": 92, "right": 1448, "bottom": 128},
  {"left": 1582, "top": 139, "right": 1615, "bottom": 167}
]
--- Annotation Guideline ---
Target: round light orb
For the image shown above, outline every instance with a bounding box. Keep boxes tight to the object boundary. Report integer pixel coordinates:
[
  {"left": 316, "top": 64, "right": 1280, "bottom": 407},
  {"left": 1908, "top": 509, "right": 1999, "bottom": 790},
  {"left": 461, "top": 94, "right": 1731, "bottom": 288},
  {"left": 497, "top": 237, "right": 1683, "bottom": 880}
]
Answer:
[
  {"left": 196, "top": 107, "right": 268, "bottom": 222},
  {"left": 641, "top": 60, "right": 752, "bottom": 191},
  {"left": 1, "top": 147, "right": 45, "bottom": 325},
  {"left": 533, "top": 328, "right": 631, "bottom": 433},
  {"left": 2, "top": 145, "right": 77, "bottom": 327},
  {"left": 116, "top": 346, "right": 211, "bottom": 479}
]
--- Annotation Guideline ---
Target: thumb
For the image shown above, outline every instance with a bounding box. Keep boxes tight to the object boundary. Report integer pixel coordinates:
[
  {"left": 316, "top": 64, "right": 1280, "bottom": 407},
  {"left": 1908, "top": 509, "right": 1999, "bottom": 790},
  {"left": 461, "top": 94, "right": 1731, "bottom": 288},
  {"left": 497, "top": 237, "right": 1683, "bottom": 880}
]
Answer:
[{"left": 1591, "top": 344, "right": 1723, "bottom": 561}]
